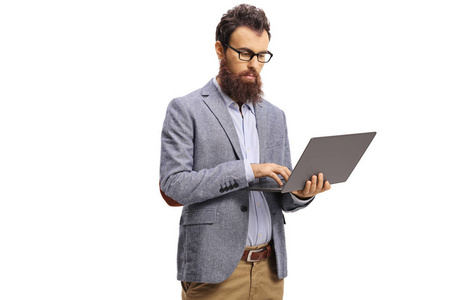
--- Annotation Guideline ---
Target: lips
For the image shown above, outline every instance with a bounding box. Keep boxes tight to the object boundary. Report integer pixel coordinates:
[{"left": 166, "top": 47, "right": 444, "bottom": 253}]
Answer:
[{"left": 240, "top": 71, "right": 257, "bottom": 80}]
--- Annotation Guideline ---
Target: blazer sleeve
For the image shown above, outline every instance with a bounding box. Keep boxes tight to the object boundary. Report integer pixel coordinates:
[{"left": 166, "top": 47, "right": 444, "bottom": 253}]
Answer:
[{"left": 159, "top": 98, "right": 248, "bottom": 206}]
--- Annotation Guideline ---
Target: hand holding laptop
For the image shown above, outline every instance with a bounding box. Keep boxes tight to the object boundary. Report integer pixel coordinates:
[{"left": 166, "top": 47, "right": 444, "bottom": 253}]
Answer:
[
  {"left": 251, "top": 163, "right": 331, "bottom": 199},
  {"left": 292, "top": 172, "right": 331, "bottom": 199}
]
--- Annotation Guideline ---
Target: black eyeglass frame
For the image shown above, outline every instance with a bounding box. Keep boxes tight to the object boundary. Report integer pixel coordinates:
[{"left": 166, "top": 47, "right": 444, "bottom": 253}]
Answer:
[{"left": 222, "top": 42, "right": 273, "bottom": 63}]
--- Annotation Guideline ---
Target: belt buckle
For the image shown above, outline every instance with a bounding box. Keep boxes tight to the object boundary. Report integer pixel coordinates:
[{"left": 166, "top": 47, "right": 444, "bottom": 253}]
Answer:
[{"left": 247, "top": 248, "right": 265, "bottom": 262}]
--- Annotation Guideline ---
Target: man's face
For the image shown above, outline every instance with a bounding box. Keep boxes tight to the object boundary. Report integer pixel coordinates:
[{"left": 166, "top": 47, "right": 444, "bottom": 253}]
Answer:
[
  {"left": 217, "top": 26, "right": 270, "bottom": 81},
  {"left": 215, "top": 26, "right": 270, "bottom": 104}
]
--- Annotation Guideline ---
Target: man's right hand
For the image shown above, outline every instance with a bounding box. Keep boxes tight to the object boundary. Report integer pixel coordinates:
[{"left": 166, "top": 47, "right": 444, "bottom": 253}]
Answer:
[
  {"left": 251, "top": 164, "right": 331, "bottom": 199},
  {"left": 250, "top": 163, "right": 291, "bottom": 186}
]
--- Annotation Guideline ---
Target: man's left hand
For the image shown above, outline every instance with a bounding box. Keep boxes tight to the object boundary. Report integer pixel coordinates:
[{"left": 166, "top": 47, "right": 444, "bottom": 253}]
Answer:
[{"left": 291, "top": 173, "right": 331, "bottom": 200}]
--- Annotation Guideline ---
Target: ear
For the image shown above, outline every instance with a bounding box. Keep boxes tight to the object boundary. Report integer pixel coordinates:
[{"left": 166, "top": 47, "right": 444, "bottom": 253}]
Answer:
[{"left": 215, "top": 41, "right": 225, "bottom": 60}]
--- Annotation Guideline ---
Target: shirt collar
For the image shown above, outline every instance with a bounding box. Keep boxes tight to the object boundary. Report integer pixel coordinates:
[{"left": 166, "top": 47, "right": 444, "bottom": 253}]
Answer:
[{"left": 213, "top": 77, "right": 255, "bottom": 114}]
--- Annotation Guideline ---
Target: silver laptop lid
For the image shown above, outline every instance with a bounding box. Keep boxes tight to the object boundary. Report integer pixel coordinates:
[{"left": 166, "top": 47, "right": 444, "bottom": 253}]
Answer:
[{"left": 248, "top": 132, "right": 376, "bottom": 193}]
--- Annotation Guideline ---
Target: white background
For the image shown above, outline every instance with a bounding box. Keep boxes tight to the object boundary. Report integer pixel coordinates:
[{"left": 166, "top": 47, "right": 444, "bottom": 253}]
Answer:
[{"left": 1, "top": 0, "right": 449, "bottom": 299}]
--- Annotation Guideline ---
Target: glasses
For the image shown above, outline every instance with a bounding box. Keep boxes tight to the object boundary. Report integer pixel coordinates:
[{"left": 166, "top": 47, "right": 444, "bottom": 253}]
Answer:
[{"left": 222, "top": 42, "right": 273, "bottom": 63}]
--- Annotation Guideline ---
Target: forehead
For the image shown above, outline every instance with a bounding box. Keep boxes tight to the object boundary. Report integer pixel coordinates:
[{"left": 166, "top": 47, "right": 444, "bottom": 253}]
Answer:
[{"left": 229, "top": 26, "right": 270, "bottom": 51}]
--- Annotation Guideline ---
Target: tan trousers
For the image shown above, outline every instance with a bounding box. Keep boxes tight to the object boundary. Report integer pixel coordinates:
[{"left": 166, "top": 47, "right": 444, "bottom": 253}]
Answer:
[{"left": 181, "top": 243, "right": 284, "bottom": 300}]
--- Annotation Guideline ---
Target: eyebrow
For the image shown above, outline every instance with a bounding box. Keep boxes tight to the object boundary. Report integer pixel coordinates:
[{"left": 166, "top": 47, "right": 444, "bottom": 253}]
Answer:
[{"left": 237, "top": 47, "right": 269, "bottom": 53}]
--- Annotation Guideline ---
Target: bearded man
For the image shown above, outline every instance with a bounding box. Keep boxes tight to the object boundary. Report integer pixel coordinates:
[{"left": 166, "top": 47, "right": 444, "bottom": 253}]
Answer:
[{"left": 159, "top": 4, "right": 330, "bottom": 300}]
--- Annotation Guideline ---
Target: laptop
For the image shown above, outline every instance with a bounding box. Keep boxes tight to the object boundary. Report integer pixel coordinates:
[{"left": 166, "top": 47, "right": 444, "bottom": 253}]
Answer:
[{"left": 248, "top": 132, "right": 376, "bottom": 193}]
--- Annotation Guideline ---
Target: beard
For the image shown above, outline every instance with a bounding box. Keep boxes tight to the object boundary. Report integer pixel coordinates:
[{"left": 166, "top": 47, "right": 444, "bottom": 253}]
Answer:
[{"left": 216, "top": 58, "right": 263, "bottom": 106}]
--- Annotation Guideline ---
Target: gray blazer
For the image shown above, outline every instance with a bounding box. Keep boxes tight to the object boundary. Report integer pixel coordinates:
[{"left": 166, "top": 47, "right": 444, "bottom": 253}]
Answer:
[{"left": 160, "top": 79, "right": 310, "bottom": 284}]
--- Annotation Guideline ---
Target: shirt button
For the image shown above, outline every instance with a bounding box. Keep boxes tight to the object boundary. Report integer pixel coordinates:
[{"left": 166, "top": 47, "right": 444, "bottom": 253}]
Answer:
[{"left": 240, "top": 205, "right": 248, "bottom": 212}]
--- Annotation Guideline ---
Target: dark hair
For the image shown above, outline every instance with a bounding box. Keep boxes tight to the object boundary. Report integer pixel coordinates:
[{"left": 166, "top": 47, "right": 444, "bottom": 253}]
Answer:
[{"left": 215, "top": 4, "right": 271, "bottom": 46}]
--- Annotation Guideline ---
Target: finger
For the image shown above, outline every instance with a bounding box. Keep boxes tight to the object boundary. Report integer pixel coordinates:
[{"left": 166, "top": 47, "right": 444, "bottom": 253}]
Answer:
[
  {"left": 323, "top": 181, "right": 331, "bottom": 191},
  {"left": 285, "top": 167, "right": 292, "bottom": 178},
  {"left": 317, "top": 173, "right": 324, "bottom": 191},
  {"left": 302, "top": 180, "right": 311, "bottom": 195},
  {"left": 269, "top": 172, "right": 284, "bottom": 186},
  {"left": 269, "top": 165, "right": 290, "bottom": 182},
  {"left": 278, "top": 166, "right": 291, "bottom": 182},
  {"left": 309, "top": 175, "right": 317, "bottom": 194}
]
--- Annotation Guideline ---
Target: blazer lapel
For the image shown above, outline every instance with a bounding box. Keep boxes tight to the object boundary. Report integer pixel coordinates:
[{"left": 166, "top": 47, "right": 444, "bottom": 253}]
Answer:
[
  {"left": 254, "top": 101, "right": 268, "bottom": 163},
  {"left": 201, "top": 80, "right": 243, "bottom": 160}
]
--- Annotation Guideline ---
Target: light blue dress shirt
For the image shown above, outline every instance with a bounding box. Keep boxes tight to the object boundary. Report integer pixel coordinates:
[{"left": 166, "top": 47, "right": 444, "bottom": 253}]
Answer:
[{"left": 213, "top": 78, "right": 310, "bottom": 246}]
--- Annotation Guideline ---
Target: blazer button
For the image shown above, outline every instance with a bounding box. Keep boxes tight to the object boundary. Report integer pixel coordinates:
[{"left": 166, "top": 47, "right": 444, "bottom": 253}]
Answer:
[{"left": 240, "top": 205, "right": 248, "bottom": 212}]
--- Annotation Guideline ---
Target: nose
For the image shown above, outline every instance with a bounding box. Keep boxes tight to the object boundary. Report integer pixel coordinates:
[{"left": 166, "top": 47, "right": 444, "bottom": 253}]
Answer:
[{"left": 247, "top": 55, "right": 261, "bottom": 71}]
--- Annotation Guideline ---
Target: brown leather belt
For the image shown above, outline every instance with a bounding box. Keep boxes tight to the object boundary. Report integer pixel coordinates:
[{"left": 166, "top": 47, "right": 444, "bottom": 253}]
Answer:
[{"left": 241, "top": 245, "right": 271, "bottom": 262}]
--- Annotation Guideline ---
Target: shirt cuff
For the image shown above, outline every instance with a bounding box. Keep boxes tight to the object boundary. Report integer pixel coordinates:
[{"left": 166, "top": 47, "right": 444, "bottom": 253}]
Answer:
[
  {"left": 244, "top": 159, "right": 255, "bottom": 183},
  {"left": 290, "top": 193, "right": 314, "bottom": 204}
]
